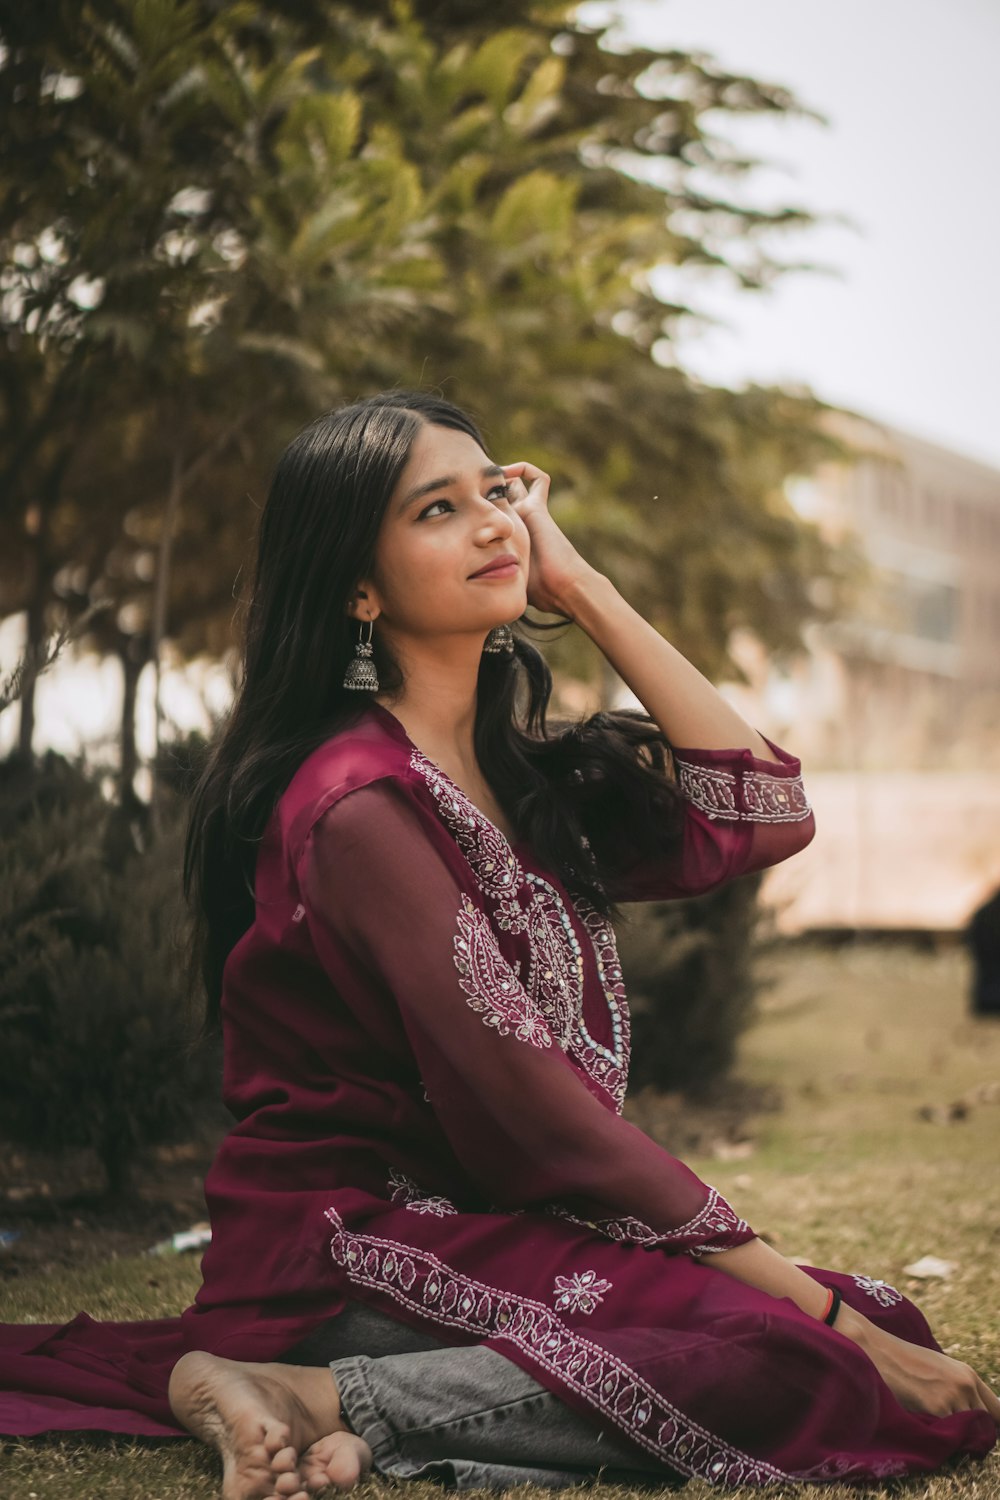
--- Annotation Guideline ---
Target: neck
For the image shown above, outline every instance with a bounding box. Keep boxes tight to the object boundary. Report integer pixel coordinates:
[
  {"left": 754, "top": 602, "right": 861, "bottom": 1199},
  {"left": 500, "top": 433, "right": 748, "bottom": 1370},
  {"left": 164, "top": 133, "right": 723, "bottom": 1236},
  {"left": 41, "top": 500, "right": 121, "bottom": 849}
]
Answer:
[{"left": 373, "top": 635, "right": 484, "bottom": 771}]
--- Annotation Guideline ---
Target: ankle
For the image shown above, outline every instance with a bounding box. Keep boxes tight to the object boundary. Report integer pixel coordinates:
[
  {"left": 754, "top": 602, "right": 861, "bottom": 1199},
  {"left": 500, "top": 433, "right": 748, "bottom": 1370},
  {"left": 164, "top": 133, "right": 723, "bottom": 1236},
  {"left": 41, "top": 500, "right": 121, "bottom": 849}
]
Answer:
[{"left": 297, "top": 1364, "right": 344, "bottom": 1433}]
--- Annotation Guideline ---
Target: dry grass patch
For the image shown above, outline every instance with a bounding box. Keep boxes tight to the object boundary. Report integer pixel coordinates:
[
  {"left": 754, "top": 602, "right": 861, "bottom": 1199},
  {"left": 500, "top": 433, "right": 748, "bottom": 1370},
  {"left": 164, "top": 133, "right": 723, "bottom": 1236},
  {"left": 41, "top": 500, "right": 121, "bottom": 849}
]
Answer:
[{"left": 2, "top": 941, "right": 998, "bottom": 1498}]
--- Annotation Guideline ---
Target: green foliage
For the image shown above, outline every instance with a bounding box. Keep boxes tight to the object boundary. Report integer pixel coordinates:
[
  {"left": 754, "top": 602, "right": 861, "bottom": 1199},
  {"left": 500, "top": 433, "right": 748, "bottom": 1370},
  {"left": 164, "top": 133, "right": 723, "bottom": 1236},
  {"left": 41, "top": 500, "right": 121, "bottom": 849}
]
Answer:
[
  {"left": 0, "top": 0, "right": 863, "bottom": 753},
  {"left": 618, "top": 873, "right": 765, "bottom": 1097},
  {"left": 0, "top": 753, "right": 217, "bottom": 1197}
]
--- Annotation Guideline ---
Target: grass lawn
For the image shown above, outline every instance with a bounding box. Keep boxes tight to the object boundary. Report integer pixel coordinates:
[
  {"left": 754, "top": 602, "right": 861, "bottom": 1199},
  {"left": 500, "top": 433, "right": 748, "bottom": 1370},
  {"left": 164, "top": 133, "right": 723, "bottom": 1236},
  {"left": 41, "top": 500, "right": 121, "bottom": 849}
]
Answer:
[{"left": 2, "top": 940, "right": 998, "bottom": 1499}]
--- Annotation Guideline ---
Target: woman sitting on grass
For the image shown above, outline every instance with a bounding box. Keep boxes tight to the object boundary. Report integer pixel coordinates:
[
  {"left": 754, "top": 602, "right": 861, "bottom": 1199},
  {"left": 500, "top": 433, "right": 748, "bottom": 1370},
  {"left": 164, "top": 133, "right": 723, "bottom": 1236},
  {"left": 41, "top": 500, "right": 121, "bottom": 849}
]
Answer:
[{"left": 2, "top": 391, "right": 998, "bottom": 1497}]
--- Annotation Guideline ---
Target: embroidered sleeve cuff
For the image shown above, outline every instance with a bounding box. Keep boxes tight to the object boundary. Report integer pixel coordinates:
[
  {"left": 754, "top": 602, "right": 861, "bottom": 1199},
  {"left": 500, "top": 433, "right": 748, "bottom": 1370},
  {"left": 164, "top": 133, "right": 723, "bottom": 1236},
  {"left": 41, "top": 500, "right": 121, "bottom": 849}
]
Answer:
[
  {"left": 670, "top": 736, "right": 811, "bottom": 826},
  {"left": 549, "top": 1187, "right": 754, "bottom": 1256}
]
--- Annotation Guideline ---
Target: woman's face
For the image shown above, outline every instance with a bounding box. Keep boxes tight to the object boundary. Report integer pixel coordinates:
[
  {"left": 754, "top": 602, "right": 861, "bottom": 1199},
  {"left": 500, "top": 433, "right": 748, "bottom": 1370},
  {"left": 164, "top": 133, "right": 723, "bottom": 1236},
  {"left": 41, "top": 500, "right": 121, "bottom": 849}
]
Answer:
[{"left": 350, "top": 421, "right": 530, "bottom": 642}]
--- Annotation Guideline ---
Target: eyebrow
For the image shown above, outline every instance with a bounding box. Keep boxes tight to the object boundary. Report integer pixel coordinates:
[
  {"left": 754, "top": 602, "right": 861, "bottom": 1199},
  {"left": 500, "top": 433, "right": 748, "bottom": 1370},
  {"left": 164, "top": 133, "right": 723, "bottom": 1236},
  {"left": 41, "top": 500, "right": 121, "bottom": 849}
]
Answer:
[{"left": 397, "top": 463, "right": 506, "bottom": 515}]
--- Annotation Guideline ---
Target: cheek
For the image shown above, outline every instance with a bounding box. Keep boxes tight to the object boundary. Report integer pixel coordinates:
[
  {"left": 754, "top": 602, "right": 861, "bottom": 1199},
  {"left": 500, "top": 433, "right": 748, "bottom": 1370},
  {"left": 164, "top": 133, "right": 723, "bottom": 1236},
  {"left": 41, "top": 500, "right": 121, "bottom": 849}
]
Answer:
[{"left": 378, "top": 532, "right": 465, "bottom": 615}]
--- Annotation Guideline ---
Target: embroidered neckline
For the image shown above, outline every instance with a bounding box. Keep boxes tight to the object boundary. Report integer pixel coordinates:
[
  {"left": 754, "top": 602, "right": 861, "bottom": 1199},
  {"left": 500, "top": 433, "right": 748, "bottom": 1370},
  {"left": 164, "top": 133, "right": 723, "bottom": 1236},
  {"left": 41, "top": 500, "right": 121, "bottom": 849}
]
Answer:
[
  {"left": 373, "top": 697, "right": 630, "bottom": 1109},
  {"left": 423, "top": 751, "right": 629, "bottom": 1108},
  {"left": 367, "top": 700, "right": 533, "bottom": 854}
]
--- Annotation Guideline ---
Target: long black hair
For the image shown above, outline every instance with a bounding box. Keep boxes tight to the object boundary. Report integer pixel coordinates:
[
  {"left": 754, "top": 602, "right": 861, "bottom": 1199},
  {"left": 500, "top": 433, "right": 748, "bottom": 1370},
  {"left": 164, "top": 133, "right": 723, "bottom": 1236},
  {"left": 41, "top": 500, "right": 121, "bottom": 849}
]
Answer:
[{"left": 184, "top": 391, "right": 686, "bottom": 1027}]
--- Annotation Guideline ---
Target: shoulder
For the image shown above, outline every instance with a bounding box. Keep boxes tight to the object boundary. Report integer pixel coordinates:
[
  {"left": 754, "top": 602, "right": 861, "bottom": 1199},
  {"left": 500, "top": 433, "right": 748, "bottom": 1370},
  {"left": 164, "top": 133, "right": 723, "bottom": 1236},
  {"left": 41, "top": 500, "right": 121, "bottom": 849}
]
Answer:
[{"left": 277, "top": 705, "right": 419, "bottom": 860}]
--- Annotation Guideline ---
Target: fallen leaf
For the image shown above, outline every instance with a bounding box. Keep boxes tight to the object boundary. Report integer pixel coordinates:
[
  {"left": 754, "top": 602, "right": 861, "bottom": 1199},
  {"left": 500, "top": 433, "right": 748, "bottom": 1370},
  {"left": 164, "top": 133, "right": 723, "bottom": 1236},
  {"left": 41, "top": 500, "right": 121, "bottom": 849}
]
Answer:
[{"left": 902, "top": 1255, "right": 956, "bottom": 1279}]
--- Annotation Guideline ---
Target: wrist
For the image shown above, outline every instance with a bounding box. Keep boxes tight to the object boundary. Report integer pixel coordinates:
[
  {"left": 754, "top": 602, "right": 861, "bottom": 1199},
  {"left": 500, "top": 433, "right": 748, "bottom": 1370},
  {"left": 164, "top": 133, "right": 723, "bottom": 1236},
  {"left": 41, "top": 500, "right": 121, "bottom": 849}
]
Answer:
[
  {"left": 831, "top": 1300, "right": 875, "bottom": 1347},
  {"left": 554, "top": 565, "right": 616, "bottom": 625}
]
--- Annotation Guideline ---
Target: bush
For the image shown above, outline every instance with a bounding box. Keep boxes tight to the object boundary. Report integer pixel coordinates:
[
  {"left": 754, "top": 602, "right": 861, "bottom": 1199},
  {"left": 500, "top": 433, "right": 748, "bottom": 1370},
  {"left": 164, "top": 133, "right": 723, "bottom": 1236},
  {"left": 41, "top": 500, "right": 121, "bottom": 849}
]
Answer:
[
  {"left": 0, "top": 752, "right": 218, "bottom": 1198},
  {"left": 617, "top": 872, "right": 765, "bottom": 1098}
]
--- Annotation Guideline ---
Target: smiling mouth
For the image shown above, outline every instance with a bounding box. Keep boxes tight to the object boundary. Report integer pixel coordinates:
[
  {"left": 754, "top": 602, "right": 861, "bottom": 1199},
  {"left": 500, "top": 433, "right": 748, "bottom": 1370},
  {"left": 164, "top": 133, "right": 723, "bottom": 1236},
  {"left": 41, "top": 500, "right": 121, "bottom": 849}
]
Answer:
[{"left": 470, "top": 557, "right": 519, "bottom": 578}]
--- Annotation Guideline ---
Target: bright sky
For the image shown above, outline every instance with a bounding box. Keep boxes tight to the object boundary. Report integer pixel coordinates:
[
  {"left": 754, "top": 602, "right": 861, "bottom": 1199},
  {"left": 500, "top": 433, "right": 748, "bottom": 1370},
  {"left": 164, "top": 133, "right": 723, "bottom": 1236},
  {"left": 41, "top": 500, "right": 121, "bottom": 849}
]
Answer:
[{"left": 589, "top": 0, "right": 1000, "bottom": 470}]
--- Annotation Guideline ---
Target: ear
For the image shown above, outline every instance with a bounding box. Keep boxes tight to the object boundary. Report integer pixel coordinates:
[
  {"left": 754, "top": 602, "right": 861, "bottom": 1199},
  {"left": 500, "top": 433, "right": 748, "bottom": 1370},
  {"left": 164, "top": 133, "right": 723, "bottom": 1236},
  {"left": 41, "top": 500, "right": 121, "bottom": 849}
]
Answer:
[{"left": 345, "top": 582, "right": 381, "bottom": 623}]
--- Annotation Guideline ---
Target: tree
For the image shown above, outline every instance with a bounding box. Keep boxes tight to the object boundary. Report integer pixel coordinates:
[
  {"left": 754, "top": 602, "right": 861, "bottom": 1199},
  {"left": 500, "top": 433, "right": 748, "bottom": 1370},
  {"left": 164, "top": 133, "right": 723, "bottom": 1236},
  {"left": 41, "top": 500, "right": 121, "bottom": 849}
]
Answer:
[{"left": 0, "top": 0, "right": 860, "bottom": 772}]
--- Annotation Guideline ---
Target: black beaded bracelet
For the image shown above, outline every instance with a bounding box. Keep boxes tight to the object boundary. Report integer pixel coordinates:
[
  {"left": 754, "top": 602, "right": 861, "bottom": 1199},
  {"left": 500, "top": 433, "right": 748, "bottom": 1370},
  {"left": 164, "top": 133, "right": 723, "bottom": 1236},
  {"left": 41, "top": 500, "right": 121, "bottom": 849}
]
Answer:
[{"left": 823, "top": 1286, "right": 842, "bottom": 1326}]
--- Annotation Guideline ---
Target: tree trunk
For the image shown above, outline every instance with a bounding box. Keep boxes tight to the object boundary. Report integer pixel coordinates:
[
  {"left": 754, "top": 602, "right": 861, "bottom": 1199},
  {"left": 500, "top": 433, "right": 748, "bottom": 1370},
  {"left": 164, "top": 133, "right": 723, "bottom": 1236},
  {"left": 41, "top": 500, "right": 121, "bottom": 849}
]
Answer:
[
  {"left": 16, "top": 446, "right": 73, "bottom": 761},
  {"left": 17, "top": 513, "right": 53, "bottom": 762},
  {"left": 100, "top": 1133, "right": 135, "bottom": 1202},
  {"left": 16, "top": 596, "right": 43, "bottom": 759},
  {"left": 119, "top": 635, "right": 148, "bottom": 815},
  {"left": 149, "top": 450, "right": 184, "bottom": 834}
]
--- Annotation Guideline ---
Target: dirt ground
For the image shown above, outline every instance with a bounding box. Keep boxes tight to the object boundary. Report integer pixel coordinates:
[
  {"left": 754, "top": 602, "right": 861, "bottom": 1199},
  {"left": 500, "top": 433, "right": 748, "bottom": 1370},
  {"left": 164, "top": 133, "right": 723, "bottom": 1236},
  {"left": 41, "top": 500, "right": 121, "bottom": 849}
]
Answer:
[{"left": 0, "top": 1140, "right": 218, "bottom": 1279}]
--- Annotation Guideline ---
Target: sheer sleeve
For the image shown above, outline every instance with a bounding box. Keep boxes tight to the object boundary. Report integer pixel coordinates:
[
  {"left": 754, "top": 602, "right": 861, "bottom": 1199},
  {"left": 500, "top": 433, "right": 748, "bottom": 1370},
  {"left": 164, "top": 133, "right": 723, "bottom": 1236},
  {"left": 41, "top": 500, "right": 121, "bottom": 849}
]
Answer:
[
  {"left": 296, "top": 778, "right": 756, "bottom": 1258},
  {"left": 604, "top": 734, "right": 815, "bottom": 903}
]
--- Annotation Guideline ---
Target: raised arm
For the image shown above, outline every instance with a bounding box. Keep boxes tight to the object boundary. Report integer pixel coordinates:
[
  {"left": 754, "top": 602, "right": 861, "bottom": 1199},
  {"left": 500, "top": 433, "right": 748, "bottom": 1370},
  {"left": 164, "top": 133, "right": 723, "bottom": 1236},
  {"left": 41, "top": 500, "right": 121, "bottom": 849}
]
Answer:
[
  {"left": 600, "top": 731, "right": 815, "bottom": 902},
  {"left": 561, "top": 567, "right": 815, "bottom": 902},
  {"left": 556, "top": 565, "right": 779, "bottom": 759},
  {"left": 295, "top": 778, "right": 756, "bottom": 1258},
  {"left": 494, "top": 464, "right": 816, "bottom": 900}
]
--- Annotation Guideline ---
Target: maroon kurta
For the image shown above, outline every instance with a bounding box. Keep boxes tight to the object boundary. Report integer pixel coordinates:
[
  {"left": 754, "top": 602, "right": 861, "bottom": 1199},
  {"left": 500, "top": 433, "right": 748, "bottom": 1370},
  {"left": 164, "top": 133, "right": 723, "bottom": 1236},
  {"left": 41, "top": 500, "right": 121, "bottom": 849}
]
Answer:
[{"left": 0, "top": 700, "right": 995, "bottom": 1486}]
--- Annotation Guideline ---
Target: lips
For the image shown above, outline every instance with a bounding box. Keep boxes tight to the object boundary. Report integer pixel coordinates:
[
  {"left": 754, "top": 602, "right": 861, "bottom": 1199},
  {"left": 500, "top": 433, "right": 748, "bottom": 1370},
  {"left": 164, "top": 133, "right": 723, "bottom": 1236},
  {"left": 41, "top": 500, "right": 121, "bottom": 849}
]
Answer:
[{"left": 469, "top": 554, "right": 519, "bottom": 578}]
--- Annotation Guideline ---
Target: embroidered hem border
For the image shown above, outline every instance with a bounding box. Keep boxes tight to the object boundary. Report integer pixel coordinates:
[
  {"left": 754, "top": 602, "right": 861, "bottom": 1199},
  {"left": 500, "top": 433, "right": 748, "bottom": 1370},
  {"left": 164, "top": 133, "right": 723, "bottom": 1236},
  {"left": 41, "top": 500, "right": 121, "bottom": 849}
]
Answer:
[{"left": 325, "top": 1207, "right": 789, "bottom": 1487}]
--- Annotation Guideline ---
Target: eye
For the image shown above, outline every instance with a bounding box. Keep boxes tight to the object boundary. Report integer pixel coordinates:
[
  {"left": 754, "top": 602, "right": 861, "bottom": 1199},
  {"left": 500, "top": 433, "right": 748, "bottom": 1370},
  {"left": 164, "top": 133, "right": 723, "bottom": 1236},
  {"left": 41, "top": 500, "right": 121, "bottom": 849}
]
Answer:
[
  {"left": 417, "top": 497, "right": 455, "bottom": 520},
  {"left": 488, "top": 482, "right": 511, "bottom": 502}
]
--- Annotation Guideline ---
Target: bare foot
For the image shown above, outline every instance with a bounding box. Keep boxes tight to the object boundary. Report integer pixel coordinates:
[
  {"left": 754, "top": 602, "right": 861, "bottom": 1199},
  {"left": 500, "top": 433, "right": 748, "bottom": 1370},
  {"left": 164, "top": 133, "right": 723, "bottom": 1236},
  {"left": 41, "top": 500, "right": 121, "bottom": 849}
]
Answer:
[
  {"left": 169, "top": 1350, "right": 373, "bottom": 1500},
  {"left": 296, "top": 1430, "right": 379, "bottom": 1495}
]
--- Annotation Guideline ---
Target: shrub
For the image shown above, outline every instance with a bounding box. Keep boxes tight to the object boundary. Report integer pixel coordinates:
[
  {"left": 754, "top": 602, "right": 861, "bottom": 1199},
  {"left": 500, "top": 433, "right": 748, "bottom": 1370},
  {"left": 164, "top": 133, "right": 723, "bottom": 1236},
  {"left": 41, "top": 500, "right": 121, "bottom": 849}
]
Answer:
[
  {"left": 0, "top": 752, "right": 218, "bottom": 1198},
  {"left": 617, "top": 872, "right": 766, "bottom": 1099}
]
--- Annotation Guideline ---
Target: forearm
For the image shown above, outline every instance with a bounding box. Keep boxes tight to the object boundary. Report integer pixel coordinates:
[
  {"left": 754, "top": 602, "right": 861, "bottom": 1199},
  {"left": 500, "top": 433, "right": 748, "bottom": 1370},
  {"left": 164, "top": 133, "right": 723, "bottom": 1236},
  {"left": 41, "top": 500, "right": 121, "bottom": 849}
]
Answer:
[
  {"left": 704, "top": 1236, "right": 874, "bottom": 1347},
  {"left": 557, "top": 565, "right": 773, "bottom": 759}
]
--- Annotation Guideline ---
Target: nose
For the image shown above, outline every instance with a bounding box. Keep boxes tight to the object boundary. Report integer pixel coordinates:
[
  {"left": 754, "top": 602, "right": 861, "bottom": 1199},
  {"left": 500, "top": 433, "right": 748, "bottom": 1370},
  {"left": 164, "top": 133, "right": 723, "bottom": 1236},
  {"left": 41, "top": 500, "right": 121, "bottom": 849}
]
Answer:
[{"left": 472, "top": 494, "right": 515, "bottom": 539}]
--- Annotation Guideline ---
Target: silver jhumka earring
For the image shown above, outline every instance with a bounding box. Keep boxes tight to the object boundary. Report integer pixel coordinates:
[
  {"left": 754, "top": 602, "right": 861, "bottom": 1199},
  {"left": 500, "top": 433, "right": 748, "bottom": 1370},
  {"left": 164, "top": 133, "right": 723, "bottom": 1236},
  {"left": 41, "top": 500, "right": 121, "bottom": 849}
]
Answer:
[
  {"left": 483, "top": 623, "right": 515, "bottom": 655},
  {"left": 342, "top": 617, "right": 379, "bottom": 690}
]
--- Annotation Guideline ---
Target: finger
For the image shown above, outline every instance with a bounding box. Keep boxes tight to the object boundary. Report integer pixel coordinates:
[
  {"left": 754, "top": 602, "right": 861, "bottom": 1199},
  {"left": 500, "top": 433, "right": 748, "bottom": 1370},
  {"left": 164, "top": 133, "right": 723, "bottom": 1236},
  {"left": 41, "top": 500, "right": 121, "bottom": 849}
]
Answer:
[
  {"left": 976, "top": 1374, "right": 1000, "bottom": 1423},
  {"left": 950, "top": 1381, "right": 987, "bottom": 1416},
  {"left": 502, "top": 461, "right": 549, "bottom": 486}
]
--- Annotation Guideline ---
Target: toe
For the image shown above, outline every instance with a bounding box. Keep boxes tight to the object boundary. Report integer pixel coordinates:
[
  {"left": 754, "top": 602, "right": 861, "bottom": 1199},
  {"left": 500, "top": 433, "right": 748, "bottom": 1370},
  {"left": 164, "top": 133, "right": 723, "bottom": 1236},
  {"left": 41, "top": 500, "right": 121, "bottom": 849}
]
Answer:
[
  {"left": 262, "top": 1422, "right": 295, "bottom": 1458},
  {"left": 274, "top": 1473, "right": 308, "bottom": 1498},
  {"left": 272, "top": 1444, "right": 300, "bottom": 1474}
]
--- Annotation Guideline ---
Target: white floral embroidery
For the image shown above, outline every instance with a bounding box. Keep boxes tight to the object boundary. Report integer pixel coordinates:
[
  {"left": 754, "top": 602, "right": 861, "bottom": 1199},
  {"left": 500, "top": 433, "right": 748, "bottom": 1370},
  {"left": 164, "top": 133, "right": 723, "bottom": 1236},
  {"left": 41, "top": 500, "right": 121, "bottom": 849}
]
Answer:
[
  {"left": 453, "top": 894, "right": 553, "bottom": 1049},
  {"left": 675, "top": 758, "right": 811, "bottom": 825},
  {"left": 852, "top": 1273, "right": 903, "bottom": 1307},
  {"left": 387, "top": 1168, "right": 458, "bottom": 1217},
  {"left": 325, "top": 1207, "right": 790, "bottom": 1486},
  {"left": 412, "top": 748, "right": 630, "bottom": 1108},
  {"left": 553, "top": 1269, "right": 612, "bottom": 1315}
]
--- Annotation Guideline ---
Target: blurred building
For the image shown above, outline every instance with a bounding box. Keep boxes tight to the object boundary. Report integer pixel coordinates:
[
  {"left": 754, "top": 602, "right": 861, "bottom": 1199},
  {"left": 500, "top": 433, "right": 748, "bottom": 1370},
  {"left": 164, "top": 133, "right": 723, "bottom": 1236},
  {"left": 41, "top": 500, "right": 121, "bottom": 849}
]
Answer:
[
  {"left": 613, "top": 412, "right": 1000, "bottom": 932},
  {"left": 727, "top": 412, "right": 1000, "bottom": 774},
  {"left": 739, "top": 414, "right": 1000, "bottom": 932}
]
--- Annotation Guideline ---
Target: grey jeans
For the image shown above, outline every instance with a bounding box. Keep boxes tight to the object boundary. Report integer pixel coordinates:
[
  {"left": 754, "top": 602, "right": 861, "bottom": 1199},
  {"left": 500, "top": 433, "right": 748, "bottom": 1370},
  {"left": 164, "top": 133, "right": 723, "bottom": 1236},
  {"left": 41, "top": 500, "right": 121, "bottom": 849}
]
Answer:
[{"left": 282, "top": 1300, "right": 681, "bottom": 1491}]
